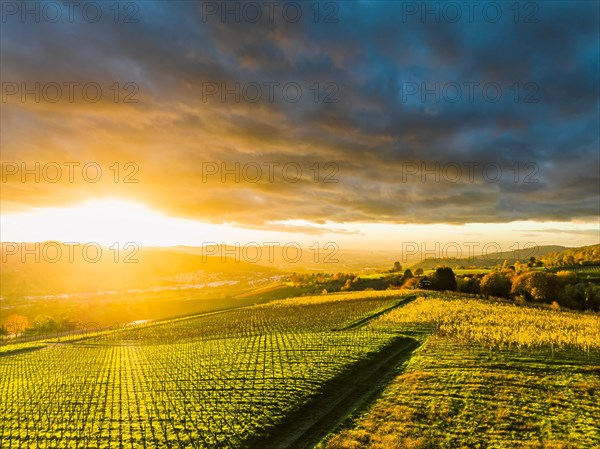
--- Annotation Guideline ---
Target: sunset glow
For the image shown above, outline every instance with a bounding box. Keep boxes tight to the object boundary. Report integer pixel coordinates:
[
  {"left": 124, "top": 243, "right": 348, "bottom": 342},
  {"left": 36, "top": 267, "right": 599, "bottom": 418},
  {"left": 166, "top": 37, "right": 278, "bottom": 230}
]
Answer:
[
  {"left": 1, "top": 199, "right": 597, "bottom": 250},
  {"left": 1, "top": 2, "right": 599, "bottom": 448}
]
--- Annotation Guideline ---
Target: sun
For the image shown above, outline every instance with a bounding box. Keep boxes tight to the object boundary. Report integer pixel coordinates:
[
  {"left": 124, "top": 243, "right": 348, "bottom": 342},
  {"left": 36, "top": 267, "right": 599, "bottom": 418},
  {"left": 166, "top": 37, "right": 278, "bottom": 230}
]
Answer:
[
  {"left": 6, "top": 198, "right": 166, "bottom": 244},
  {"left": 0, "top": 198, "right": 190, "bottom": 246},
  {"left": 0, "top": 197, "right": 284, "bottom": 247}
]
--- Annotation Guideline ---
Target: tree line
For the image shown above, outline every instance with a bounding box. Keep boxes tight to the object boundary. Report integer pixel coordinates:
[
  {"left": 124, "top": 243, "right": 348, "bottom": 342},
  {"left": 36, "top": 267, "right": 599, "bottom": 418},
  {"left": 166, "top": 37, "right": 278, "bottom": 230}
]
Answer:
[{"left": 428, "top": 266, "right": 600, "bottom": 311}]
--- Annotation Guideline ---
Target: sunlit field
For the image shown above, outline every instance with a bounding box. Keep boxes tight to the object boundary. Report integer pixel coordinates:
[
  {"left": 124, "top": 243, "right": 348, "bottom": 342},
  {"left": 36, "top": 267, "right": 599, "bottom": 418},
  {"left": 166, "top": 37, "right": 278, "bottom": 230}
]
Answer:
[
  {"left": 0, "top": 291, "right": 413, "bottom": 448},
  {"left": 319, "top": 295, "right": 600, "bottom": 449},
  {"left": 2, "top": 291, "right": 600, "bottom": 448},
  {"left": 1, "top": 1, "right": 599, "bottom": 448}
]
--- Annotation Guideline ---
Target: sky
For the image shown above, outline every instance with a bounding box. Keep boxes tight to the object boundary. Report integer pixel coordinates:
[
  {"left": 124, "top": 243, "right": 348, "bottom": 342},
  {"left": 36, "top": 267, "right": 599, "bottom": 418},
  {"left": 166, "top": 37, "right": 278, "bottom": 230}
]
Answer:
[{"left": 1, "top": 0, "right": 599, "bottom": 251}]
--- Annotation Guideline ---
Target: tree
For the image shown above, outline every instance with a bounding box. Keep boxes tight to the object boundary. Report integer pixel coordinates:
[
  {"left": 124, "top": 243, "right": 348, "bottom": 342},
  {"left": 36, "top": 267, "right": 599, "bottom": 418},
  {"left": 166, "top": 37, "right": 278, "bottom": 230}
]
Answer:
[
  {"left": 391, "top": 261, "right": 402, "bottom": 272},
  {"left": 431, "top": 267, "right": 456, "bottom": 291},
  {"left": 563, "top": 283, "right": 587, "bottom": 309},
  {"left": 403, "top": 269, "right": 413, "bottom": 279},
  {"left": 511, "top": 271, "right": 555, "bottom": 303},
  {"left": 457, "top": 275, "right": 481, "bottom": 294},
  {"left": 480, "top": 272, "right": 511, "bottom": 298},
  {"left": 402, "top": 277, "right": 421, "bottom": 289},
  {"left": 514, "top": 260, "right": 524, "bottom": 273},
  {"left": 585, "top": 286, "right": 600, "bottom": 311},
  {"left": 2, "top": 314, "right": 30, "bottom": 336},
  {"left": 414, "top": 268, "right": 424, "bottom": 276},
  {"left": 556, "top": 270, "right": 577, "bottom": 285},
  {"left": 389, "top": 273, "right": 404, "bottom": 287},
  {"left": 340, "top": 279, "right": 352, "bottom": 291}
]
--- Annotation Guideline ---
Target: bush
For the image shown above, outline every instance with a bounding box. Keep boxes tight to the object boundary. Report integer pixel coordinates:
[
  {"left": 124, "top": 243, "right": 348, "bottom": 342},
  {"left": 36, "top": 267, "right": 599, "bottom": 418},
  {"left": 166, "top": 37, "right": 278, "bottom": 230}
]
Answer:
[
  {"left": 480, "top": 272, "right": 511, "bottom": 299},
  {"left": 430, "top": 267, "right": 456, "bottom": 291}
]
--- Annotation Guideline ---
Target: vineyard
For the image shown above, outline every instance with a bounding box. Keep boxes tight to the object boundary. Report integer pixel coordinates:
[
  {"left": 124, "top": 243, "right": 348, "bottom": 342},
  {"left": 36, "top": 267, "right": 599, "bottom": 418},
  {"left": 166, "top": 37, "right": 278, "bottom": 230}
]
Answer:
[
  {"left": 0, "top": 290, "right": 411, "bottom": 448},
  {"left": 321, "top": 294, "right": 600, "bottom": 449},
  {"left": 374, "top": 294, "right": 600, "bottom": 355},
  {"left": 2, "top": 290, "right": 599, "bottom": 448}
]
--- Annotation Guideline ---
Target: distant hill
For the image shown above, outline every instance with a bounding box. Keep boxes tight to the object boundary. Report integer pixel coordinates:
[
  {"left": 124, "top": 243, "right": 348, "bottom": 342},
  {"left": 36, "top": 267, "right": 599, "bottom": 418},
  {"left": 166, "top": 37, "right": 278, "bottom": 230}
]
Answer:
[
  {"left": 409, "top": 245, "right": 568, "bottom": 271},
  {"left": 540, "top": 244, "right": 600, "bottom": 267},
  {"left": 0, "top": 243, "right": 275, "bottom": 298},
  {"left": 168, "top": 245, "right": 404, "bottom": 273}
]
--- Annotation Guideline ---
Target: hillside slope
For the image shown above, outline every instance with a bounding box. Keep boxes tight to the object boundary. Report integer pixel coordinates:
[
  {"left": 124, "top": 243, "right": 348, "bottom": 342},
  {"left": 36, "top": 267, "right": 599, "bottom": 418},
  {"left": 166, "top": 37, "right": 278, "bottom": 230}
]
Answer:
[{"left": 409, "top": 245, "right": 567, "bottom": 270}]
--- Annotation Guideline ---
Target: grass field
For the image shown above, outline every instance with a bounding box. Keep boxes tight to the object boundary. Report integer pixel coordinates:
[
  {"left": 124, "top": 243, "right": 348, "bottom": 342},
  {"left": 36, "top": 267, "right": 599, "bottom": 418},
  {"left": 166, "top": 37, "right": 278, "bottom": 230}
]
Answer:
[{"left": 321, "top": 336, "right": 600, "bottom": 449}]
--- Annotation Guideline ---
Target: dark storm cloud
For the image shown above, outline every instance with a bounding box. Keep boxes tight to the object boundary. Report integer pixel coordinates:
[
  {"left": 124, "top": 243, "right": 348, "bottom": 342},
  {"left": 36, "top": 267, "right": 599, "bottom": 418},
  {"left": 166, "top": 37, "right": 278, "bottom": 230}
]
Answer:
[{"left": 1, "top": 0, "right": 598, "bottom": 225}]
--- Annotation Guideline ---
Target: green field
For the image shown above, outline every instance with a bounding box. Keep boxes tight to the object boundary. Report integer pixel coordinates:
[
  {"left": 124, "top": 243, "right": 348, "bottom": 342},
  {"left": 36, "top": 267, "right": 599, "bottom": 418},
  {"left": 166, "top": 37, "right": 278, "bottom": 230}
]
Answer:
[
  {"left": 320, "top": 295, "right": 600, "bottom": 449},
  {"left": 1, "top": 291, "right": 599, "bottom": 448},
  {"left": 321, "top": 336, "right": 600, "bottom": 449}
]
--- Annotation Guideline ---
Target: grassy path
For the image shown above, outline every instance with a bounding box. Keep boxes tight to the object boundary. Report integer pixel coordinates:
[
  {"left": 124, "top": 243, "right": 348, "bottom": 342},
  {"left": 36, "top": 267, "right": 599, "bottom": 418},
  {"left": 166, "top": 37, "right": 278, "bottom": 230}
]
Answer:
[{"left": 246, "top": 335, "right": 420, "bottom": 449}]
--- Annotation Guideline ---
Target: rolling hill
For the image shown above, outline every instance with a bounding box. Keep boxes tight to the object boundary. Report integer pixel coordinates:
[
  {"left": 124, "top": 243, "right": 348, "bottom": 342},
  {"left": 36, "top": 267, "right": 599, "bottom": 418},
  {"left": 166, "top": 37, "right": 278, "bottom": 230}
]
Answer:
[{"left": 408, "top": 245, "right": 568, "bottom": 271}]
